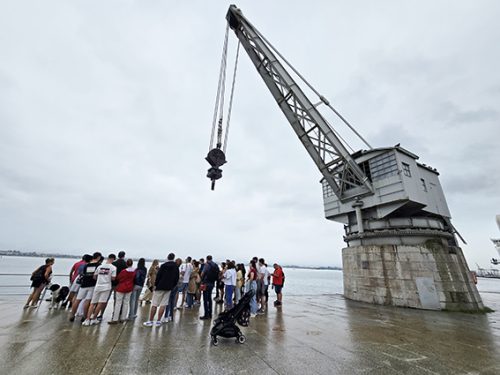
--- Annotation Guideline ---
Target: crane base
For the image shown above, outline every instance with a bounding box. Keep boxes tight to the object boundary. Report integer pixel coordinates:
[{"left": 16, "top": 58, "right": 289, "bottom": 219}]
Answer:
[{"left": 342, "top": 241, "right": 484, "bottom": 311}]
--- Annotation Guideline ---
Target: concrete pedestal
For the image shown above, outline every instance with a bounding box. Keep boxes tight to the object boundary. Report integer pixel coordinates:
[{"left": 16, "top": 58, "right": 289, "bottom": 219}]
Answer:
[{"left": 342, "top": 241, "right": 484, "bottom": 311}]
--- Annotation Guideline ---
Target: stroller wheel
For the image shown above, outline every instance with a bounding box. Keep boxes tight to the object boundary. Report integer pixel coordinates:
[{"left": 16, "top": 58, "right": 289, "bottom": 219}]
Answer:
[
  {"left": 237, "top": 335, "right": 246, "bottom": 344},
  {"left": 211, "top": 336, "right": 219, "bottom": 346}
]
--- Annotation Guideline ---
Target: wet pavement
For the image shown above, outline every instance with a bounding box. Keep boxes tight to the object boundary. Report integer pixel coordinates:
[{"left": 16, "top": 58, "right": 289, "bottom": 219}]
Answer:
[{"left": 1, "top": 292, "right": 500, "bottom": 374}]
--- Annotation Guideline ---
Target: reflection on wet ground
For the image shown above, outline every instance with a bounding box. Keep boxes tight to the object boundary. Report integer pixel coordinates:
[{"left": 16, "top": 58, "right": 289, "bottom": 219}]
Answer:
[{"left": 1, "top": 293, "right": 499, "bottom": 374}]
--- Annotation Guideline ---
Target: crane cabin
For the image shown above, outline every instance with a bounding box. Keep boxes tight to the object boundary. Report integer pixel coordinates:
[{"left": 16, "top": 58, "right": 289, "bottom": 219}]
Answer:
[{"left": 322, "top": 146, "right": 454, "bottom": 247}]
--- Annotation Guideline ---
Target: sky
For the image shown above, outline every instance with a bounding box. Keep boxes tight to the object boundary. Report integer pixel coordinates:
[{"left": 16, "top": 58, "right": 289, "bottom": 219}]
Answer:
[{"left": 0, "top": 1, "right": 499, "bottom": 267}]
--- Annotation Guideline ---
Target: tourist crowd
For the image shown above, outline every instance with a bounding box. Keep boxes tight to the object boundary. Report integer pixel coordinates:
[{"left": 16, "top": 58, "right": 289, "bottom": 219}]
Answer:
[{"left": 25, "top": 252, "right": 285, "bottom": 327}]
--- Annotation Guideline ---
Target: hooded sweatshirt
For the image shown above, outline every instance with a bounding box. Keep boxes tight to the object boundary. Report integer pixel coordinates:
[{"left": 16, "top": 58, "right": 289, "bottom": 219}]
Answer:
[{"left": 116, "top": 267, "right": 136, "bottom": 293}]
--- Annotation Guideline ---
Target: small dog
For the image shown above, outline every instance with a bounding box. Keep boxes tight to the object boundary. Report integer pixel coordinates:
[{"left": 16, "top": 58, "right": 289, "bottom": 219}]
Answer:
[{"left": 49, "top": 284, "right": 69, "bottom": 309}]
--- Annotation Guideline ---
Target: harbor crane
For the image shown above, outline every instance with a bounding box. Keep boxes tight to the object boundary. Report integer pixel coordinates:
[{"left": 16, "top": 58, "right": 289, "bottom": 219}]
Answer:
[{"left": 206, "top": 5, "right": 484, "bottom": 311}]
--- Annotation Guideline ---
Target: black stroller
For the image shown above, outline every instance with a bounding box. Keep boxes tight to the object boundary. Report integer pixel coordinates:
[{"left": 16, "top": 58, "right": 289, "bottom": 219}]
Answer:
[{"left": 210, "top": 289, "right": 255, "bottom": 346}]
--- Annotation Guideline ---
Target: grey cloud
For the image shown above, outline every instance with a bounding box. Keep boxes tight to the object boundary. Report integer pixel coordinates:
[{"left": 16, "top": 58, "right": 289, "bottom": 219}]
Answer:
[{"left": 1, "top": 1, "right": 499, "bottom": 267}]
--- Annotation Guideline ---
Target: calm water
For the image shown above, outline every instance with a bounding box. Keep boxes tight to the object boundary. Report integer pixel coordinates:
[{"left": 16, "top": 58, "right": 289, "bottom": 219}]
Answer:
[{"left": 0, "top": 256, "right": 498, "bottom": 298}]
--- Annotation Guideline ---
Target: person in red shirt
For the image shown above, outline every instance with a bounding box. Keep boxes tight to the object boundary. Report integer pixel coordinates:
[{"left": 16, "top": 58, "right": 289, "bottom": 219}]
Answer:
[
  {"left": 109, "top": 259, "right": 136, "bottom": 324},
  {"left": 63, "top": 255, "right": 89, "bottom": 309},
  {"left": 272, "top": 263, "right": 285, "bottom": 307}
]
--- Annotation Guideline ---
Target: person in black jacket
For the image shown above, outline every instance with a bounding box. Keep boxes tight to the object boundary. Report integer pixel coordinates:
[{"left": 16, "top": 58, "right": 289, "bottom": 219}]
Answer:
[
  {"left": 143, "top": 253, "right": 179, "bottom": 327},
  {"left": 112, "top": 251, "right": 127, "bottom": 286}
]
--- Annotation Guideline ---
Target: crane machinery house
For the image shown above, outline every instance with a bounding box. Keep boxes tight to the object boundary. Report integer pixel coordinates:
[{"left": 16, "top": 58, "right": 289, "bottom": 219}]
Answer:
[{"left": 208, "top": 5, "right": 484, "bottom": 312}]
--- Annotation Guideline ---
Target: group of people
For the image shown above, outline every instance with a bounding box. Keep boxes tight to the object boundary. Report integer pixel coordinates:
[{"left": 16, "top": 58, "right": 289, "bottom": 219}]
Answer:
[{"left": 25, "top": 251, "right": 285, "bottom": 328}]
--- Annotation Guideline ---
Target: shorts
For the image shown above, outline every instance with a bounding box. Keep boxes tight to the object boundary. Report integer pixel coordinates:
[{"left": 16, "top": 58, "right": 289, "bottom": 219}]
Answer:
[
  {"left": 274, "top": 285, "right": 283, "bottom": 294},
  {"left": 76, "top": 287, "right": 94, "bottom": 301},
  {"left": 91, "top": 290, "right": 111, "bottom": 304},
  {"left": 178, "top": 283, "right": 188, "bottom": 293},
  {"left": 69, "top": 282, "right": 81, "bottom": 293},
  {"left": 152, "top": 290, "right": 171, "bottom": 307},
  {"left": 261, "top": 284, "right": 269, "bottom": 295}
]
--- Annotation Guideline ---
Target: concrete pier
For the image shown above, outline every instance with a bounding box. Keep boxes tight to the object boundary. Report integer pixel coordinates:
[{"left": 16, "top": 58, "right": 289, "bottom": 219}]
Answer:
[
  {"left": 343, "top": 243, "right": 484, "bottom": 311},
  {"left": 1, "top": 291, "right": 499, "bottom": 374}
]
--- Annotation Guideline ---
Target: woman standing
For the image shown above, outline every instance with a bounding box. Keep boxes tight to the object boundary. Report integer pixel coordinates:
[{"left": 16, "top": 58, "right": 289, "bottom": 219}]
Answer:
[
  {"left": 129, "top": 258, "right": 147, "bottom": 320},
  {"left": 246, "top": 260, "right": 258, "bottom": 316},
  {"left": 223, "top": 262, "right": 237, "bottom": 310},
  {"left": 142, "top": 259, "right": 159, "bottom": 304},
  {"left": 25, "top": 258, "right": 54, "bottom": 308},
  {"left": 235, "top": 263, "right": 244, "bottom": 304},
  {"left": 109, "top": 259, "right": 135, "bottom": 324},
  {"left": 186, "top": 260, "right": 201, "bottom": 308}
]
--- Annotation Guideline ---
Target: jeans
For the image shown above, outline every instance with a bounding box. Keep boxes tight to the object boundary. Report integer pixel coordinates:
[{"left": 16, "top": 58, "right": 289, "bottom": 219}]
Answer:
[
  {"left": 225, "top": 285, "right": 234, "bottom": 309},
  {"left": 186, "top": 292, "right": 195, "bottom": 308},
  {"left": 128, "top": 285, "right": 142, "bottom": 319},
  {"left": 246, "top": 281, "right": 257, "bottom": 314},
  {"left": 235, "top": 285, "right": 242, "bottom": 304},
  {"left": 202, "top": 282, "right": 214, "bottom": 317},
  {"left": 164, "top": 285, "right": 178, "bottom": 319}
]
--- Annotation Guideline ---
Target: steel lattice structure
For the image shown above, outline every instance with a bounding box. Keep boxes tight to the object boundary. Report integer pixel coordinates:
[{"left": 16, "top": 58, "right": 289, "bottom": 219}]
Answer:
[{"left": 226, "top": 6, "right": 373, "bottom": 202}]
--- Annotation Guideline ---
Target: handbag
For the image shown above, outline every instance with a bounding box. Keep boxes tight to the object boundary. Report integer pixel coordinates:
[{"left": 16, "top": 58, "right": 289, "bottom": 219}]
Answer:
[{"left": 199, "top": 283, "right": 207, "bottom": 292}]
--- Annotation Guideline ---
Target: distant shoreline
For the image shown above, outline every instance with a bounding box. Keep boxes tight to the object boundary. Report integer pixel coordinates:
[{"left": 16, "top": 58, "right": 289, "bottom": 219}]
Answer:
[{"left": 0, "top": 250, "right": 342, "bottom": 271}]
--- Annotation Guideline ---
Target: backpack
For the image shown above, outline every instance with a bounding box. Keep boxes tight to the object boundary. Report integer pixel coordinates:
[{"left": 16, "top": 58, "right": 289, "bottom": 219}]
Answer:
[
  {"left": 30, "top": 265, "right": 46, "bottom": 282},
  {"left": 206, "top": 262, "right": 220, "bottom": 283}
]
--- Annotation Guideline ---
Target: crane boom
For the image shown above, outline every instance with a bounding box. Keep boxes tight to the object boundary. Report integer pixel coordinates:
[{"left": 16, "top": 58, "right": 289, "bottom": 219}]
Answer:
[{"left": 226, "top": 5, "right": 373, "bottom": 202}]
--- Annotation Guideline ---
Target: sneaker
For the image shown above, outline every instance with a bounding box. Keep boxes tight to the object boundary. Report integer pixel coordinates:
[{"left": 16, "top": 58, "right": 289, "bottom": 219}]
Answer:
[
  {"left": 143, "top": 321, "right": 154, "bottom": 327},
  {"left": 90, "top": 319, "right": 99, "bottom": 325},
  {"left": 199, "top": 316, "right": 210, "bottom": 320},
  {"left": 167, "top": 316, "right": 173, "bottom": 322},
  {"left": 82, "top": 319, "right": 91, "bottom": 326},
  {"left": 80, "top": 317, "right": 86, "bottom": 323},
  {"left": 96, "top": 315, "right": 103, "bottom": 321},
  {"left": 154, "top": 321, "right": 162, "bottom": 327},
  {"left": 251, "top": 313, "right": 257, "bottom": 318},
  {"left": 69, "top": 316, "right": 75, "bottom": 322},
  {"left": 257, "top": 310, "right": 265, "bottom": 315},
  {"left": 23, "top": 305, "right": 29, "bottom": 309},
  {"left": 160, "top": 316, "right": 167, "bottom": 324}
]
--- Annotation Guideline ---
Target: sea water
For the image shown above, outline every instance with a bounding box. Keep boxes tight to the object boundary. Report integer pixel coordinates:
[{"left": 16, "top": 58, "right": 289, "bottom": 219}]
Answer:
[{"left": 0, "top": 255, "right": 498, "bottom": 298}]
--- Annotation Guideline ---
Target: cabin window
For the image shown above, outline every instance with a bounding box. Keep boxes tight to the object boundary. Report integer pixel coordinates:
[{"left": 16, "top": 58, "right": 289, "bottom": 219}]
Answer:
[
  {"left": 402, "top": 162, "right": 411, "bottom": 177},
  {"left": 368, "top": 152, "right": 398, "bottom": 181},
  {"left": 420, "top": 178, "right": 427, "bottom": 192},
  {"left": 322, "top": 180, "right": 335, "bottom": 198}
]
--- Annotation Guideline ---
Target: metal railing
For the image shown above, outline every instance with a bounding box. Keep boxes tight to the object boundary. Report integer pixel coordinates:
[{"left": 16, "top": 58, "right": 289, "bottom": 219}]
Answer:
[{"left": 0, "top": 273, "right": 69, "bottom": 296}]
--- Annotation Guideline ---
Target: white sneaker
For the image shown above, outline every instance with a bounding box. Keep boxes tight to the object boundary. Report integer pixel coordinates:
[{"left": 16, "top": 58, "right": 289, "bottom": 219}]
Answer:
[
  {"left": 160, "top": 316, "right": 166, "bottom": 324},
  {"left": 90, "top": 319, "right": 99, "bottom": 325},
  {"left": 143, "top": 321, "right": 154, "bottom": 327},
  {"left": 82, "top": 319, "right": 91, "bottom": 326},
  {"left": 154, "top": 320, "right": 162, "bottom": 327},
  {"left": 250, "top": 313, "right": 257, "bottom": 318},
  {"left": 167, "top": 316, "right": 173, "bottom": 322}
]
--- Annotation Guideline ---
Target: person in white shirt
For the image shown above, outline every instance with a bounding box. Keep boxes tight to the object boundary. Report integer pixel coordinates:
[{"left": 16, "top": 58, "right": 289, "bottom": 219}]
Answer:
[
  {"left": 223, "top": 261, "right": 237, "bottom": 310},
  {"left": 180, "top": 256, "right": 193, "bottom": 308},
  {"left": 83, "top": 254, "right": 117, "bottom": 326},
  {"left": 257, "top": 258, "right": 270, "bottom": 314}
]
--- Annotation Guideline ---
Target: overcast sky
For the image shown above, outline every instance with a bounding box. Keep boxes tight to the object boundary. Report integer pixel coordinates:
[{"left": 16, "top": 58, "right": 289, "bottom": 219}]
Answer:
[{"left": 0, "top": 1, "right": 499, "bottom": 267}]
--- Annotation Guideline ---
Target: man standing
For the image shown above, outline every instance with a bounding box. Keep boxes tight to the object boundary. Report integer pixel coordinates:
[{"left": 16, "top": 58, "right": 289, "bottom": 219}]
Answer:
[
  {"left": 112, "top": 251, "right": 127, "bottom": 281},
  {"left": 257, "top": 258, "right": 270, "bottom": 314},
  {"left": 272, "top": 263, "right": 285, "bottom": 307},
  {"left": 200, "top": 255, "right": 219, "bottom": 320},
  {"left": 69, "top": 252, "right": 102, "bottom": 322},
  {"left": 63, "top": 254, "right": 90, "bottom": 308},
  {"left": 83, "top": 254, "right": 116, "bottom": 326},
  {"left": 143, "top": 253, "right": 179, "bottom": 327},
  {"left": 180, "top": 256, "right": 193, "bottom": 308}
]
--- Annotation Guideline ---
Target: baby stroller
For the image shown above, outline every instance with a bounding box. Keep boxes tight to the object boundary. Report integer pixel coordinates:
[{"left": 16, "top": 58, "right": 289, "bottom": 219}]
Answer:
[{"left": 210, "top": 289, "right": 255, "bottom": 346}]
